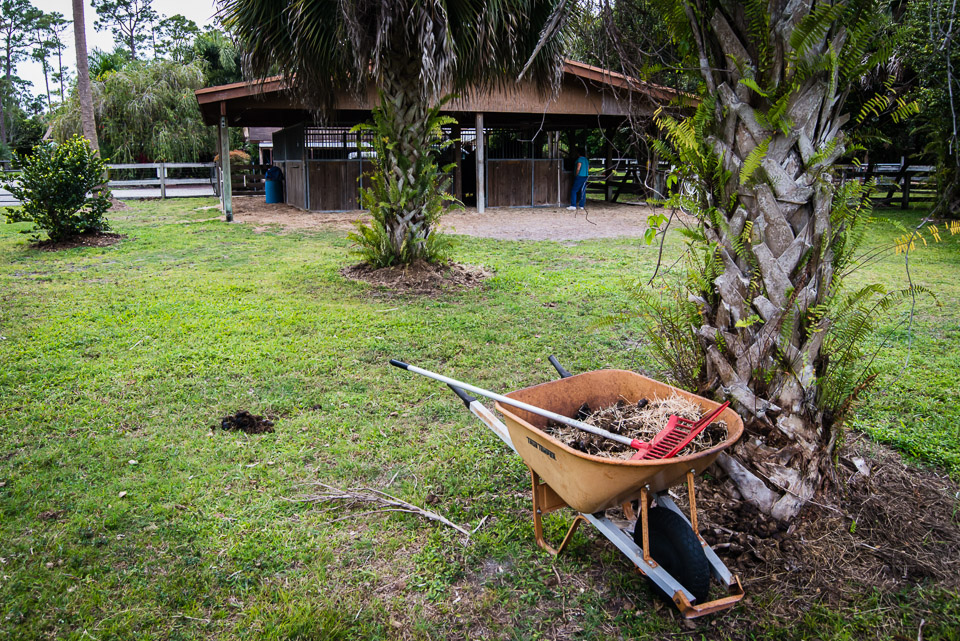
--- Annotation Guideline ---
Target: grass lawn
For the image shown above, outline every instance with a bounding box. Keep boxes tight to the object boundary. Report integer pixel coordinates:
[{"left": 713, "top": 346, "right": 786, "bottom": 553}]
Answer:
[{"left": 1, "top": 198, "right": 958, "bottom": 640}]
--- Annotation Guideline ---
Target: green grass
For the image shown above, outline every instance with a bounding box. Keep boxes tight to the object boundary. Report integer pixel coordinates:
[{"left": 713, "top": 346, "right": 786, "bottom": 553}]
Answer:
[{"left": 0, "top": 199, "right": 958, "bottom": 640}]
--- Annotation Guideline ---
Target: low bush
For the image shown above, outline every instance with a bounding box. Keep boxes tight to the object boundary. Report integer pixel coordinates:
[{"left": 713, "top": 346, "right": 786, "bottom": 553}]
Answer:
[{"left": 3, "top": 135, "right": 111, "bottom": 242}]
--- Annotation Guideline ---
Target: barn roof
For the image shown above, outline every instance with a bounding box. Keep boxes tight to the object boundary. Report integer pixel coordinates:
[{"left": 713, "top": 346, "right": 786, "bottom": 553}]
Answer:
[{"left": 195, "top": 59, "right": 684, "bottom": 129}]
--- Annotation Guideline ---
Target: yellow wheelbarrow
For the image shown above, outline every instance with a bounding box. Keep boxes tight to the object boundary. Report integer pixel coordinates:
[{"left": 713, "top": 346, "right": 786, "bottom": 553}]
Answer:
[{"left": 390, "top": 358, "right": 746, "bottom": 618}]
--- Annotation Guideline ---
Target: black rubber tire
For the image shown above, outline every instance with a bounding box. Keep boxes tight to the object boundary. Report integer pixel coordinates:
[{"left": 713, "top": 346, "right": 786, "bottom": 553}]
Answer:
[{"left": 634, "top": 506, "right": 711, "bottom": 604}]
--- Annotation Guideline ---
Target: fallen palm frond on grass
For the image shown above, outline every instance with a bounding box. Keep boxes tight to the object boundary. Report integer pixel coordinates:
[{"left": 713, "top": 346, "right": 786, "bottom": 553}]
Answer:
[{"left": 286, "top": 482, "right": 473, "bottom": 539}]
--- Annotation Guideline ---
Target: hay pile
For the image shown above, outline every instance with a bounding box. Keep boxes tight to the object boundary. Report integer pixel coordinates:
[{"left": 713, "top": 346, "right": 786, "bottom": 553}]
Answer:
[{"left": 543, "top": 394, "right": 727, "bottom": 459}]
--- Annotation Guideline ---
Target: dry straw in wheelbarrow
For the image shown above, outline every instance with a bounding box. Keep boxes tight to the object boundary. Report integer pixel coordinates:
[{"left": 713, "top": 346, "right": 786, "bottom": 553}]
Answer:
[{"left": 544, "top": 394, "right": 728, "bottom": 460}]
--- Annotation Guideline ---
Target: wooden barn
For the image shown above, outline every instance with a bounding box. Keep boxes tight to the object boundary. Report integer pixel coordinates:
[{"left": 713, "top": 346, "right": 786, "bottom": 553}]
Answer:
[{"left": 195, "top": 60, "right": 682, "bottom": 216}]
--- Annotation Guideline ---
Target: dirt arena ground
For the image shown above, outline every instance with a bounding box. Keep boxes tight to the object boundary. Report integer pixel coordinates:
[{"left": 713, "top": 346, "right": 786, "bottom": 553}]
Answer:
[{"left": 226, "top": 196, "right": 659, "bottom": 241}]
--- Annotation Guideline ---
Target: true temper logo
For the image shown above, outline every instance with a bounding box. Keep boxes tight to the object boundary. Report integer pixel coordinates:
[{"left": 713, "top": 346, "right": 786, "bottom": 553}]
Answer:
[{"left": 527, "top": 436, "right": 556, "bottom": 460}]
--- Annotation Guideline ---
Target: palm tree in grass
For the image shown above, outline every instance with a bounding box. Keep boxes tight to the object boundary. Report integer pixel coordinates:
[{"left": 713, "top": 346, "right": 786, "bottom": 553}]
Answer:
[
  {"left": 220, "top": 0, "right": 571, "bottom": 266},
  {"left": 630, "top": 0, "right": 916, "bottom": 521}
]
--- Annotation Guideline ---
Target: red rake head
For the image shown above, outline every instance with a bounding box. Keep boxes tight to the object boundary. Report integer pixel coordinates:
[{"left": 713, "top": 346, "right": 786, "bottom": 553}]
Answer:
[{"left": 630, "top": 401, "right": 730, "bottom": 460}]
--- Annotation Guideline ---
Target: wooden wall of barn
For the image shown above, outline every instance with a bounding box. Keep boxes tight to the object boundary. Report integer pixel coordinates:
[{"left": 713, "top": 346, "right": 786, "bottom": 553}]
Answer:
[
  {"left": 486, "top": 160, "right": 566, "bottom": 207},
  {"left": 307, "top": 160, "right": 373, "bottom": 211}
]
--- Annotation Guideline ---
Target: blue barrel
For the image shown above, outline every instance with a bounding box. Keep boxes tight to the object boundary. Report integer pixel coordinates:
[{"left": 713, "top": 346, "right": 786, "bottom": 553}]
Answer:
[{"left": 265, "top": 166, "right": 284, "bottom": 203}]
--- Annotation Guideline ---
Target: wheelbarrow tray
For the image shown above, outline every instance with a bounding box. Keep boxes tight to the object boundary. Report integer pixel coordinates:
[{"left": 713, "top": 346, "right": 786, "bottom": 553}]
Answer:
[{"left": 496, "top": 369, "right": 744, "bottom": 514}]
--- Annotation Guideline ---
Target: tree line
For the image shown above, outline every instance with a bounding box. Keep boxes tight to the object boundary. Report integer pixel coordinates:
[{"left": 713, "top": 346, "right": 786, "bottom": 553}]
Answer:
[
  {"left": 4, "top": 0, "right": 959, "bottom": 214},
  {"left": 1, "top": 0, "right": 243, "bottom": 163}
]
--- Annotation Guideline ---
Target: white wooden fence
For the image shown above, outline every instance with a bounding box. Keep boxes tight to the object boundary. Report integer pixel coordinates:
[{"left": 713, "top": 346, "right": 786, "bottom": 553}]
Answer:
[
  {"left": 1, "top": 162, "right": 220, "bottom": 205},
  {"left": 106, "top": 162, "right": 218, "bottom": 198}
]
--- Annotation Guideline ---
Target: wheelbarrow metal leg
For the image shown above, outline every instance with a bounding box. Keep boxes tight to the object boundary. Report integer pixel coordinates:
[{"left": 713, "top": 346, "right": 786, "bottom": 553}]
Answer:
[
  {"left": 530, "top": 469, "right": 584, "bottom": 555},
  {"left": 672, "top": 575, "right": 745, "bottom": 618},
  {"left": 686, "top": 470, "right": 699, "bottom": 533},
  {"left": 640, "top": 486, "right": 651, "bottom": 563}
]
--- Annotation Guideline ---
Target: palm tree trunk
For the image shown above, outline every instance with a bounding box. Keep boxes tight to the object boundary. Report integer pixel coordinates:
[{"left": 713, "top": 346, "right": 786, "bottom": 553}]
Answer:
[
  {"left": 378, "top": 52, "right": 435, "bottom": 258},
  {"left": 677, "top": 3, "right": 855, "bottom": 522},
  {"left": 702, "top": 92, "right": 842, "bottom": 518},
  {"left": 72, "top": 0, "right": 99, "bottom": 152}
]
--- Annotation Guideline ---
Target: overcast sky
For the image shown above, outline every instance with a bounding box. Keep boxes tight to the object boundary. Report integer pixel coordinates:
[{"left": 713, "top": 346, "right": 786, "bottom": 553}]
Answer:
[{"left": 22, "top": 0, "right": 220, "bottom": 97}]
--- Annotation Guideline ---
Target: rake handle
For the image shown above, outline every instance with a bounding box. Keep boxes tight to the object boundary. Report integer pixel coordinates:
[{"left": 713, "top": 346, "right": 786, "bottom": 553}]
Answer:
[{"left": 390, "top": 360, "right": 642, "bottom": 450}]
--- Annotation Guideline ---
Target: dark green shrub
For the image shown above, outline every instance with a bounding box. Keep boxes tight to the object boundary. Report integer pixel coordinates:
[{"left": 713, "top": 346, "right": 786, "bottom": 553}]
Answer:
[{"left": 3, "top": 136, "right": 112, "bottom": 242}]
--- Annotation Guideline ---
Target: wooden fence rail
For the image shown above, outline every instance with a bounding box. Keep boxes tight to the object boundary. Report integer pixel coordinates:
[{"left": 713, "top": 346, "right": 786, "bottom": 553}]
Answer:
[
  {"left": 106, "top": 162, "right": 217, "bottom": 198},
  {"left": 837, "top": 163, "right": 937, "bottom": 209},
  {"left": 102, "top": 162, "right": 269, "bottom": 198}
]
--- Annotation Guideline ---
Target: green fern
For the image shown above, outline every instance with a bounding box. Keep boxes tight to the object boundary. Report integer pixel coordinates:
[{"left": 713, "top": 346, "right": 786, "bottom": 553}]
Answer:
[
  {"left": 739, "top": 138, "right": 771, "bottom": 185},
  {"left": 789, "top": 3, "right": 847, "bottom": 58}
]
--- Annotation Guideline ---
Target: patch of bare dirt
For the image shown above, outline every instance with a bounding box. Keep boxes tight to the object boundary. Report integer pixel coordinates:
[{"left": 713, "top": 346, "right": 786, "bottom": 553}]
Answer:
[
  {"left": 340, "top": 259, "right": 492, "bottom": 295},
  {"left": 38, "top": 509, "right": 65, "bottom": 522},
  {"left": 441, "top": 200, "right": 658, "bottom": 241},
  {"left": 229, "top": 196, "right": 368, "bottom": 233},
  {"left": 108, "top": 198, "right": 130, "bottom": 210},
  {"left": 686, "top": 432, "right": 960, "bottom": 618},
  {"left": 215, "top": 410, "right": 275, "bottom": 434},
  {"left": 225, "top": 195, "right": 663, "bottom": 241},
  {"left": 35, "top": 232, "right": 125, "bottom": 251}
]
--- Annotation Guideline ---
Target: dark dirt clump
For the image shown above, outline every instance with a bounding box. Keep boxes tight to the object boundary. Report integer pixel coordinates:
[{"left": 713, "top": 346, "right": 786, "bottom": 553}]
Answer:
[
  {"left": 340, "top": 259, "right": 492, "bottom": 296},
  {"left": 216, "top": 410, "right": 275, "bottom": 434},
  {"left": 38, "top": 509, "right": 65, "bottom": 521},
  {"left": 35, "top": 232, "right": 125, "bottom": 251}
]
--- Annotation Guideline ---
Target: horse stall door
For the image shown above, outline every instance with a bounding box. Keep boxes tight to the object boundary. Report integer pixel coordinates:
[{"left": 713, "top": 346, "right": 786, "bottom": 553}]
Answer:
[
  {"left": 487, "top": 160, "right": 533, "bottom": 207},
  {"left": 286, "top": 162, "right": 306, "bottom": 209}
]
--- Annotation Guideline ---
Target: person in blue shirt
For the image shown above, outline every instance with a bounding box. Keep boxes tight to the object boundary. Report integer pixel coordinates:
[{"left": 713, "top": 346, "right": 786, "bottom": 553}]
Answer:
[{"left": 568, "top": 151, "right": 589, "bottom": 210}]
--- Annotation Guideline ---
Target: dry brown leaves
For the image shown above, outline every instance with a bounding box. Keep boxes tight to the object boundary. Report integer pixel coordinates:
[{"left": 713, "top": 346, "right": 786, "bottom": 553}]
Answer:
[
  {"left": 687, "top": 432, "right": 960, "bottom": 621},
  {"left": 543, "top": 394, "right": 727, "bottom": 459}
]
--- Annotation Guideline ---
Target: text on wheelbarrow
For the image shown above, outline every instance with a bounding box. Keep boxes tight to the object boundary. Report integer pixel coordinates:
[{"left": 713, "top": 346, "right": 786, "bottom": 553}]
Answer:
[{"left": 527, "top": 437, "right": 557, "bottom": 460}]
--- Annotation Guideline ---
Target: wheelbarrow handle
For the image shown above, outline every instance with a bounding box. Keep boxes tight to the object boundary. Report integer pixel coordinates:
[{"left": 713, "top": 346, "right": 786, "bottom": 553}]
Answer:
[
  {"left": 548, "top": 355, "right": 574, "bottom": 379},
  {"left": 447, "top": 384, "right": 477, "bottom": 409}
]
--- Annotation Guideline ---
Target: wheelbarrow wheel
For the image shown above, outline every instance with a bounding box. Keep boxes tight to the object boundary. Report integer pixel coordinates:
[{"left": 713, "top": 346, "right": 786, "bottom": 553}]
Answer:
[{"left": 635, "top": 507, "right": 710, "bottom": 604}]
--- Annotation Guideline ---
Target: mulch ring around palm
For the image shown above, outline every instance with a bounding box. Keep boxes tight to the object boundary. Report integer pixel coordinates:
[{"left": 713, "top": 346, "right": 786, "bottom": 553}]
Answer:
[
  {"left": 34, "top": 232, "right": 125, "bottom": 251},
  {"left": 340, "top": 259, "right": 493, "bottom": 295},
  {"left": 681, "top": 432, "right": 960, "bottom": 621}
]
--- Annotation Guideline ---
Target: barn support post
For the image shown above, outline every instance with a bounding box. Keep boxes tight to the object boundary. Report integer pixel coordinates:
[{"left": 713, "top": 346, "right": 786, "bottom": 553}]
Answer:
[
  {"left": 551, "top": 132, "right": 560, "bottom": 205},
  {"left": 476, "top": 112, "right": 485, "bottom": 213},
  {"left": 304, "top": 128, "right": 312, "bottom": 211},
  {"left": 219, "top": 103, "right": 233, "bottom": 222},
  {"left": 453, "top": 124, "right": 462, "bottom": 201},
  {"left": 604, "top": 127, "right": 615, "bottom": 201}
]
